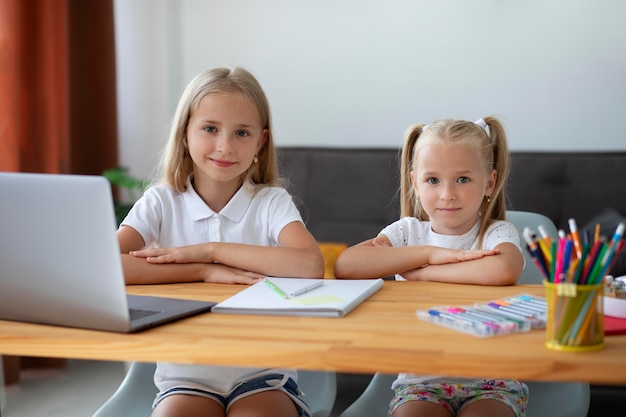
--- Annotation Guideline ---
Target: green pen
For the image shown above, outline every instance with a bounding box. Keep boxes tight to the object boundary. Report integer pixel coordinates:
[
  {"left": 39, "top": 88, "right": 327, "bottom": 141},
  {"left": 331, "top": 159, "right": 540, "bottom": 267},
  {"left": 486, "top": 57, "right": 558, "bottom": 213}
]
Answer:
[{"left": 264, "top": 278, "right": 289, "bottom": 299}]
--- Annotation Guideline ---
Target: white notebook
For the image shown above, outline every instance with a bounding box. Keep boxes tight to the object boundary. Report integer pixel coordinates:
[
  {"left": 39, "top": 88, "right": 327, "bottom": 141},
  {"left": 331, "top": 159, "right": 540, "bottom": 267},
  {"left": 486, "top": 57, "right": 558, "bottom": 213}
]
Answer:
[{"left": 212, "top": 277, "right": 384, "bottom": 317}]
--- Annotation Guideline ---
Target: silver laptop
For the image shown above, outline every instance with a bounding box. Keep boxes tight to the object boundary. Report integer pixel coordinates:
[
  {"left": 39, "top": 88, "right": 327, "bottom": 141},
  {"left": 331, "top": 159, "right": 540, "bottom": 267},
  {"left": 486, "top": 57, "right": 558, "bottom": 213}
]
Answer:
[{"left": 0, "top": 172, "right": 216, "bottom": 333}]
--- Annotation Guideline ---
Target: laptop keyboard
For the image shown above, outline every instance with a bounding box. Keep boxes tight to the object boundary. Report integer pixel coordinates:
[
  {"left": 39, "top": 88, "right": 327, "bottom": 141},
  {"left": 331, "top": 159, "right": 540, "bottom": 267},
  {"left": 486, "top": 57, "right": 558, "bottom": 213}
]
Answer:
[{"left": 129, "top": 308, "right": 160, "bottom": 320}]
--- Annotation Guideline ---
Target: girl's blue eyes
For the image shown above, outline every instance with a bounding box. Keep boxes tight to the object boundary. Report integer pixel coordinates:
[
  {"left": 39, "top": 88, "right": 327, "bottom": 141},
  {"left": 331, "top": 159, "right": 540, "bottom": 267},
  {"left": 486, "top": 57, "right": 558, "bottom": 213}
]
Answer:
[
  {"left": 202, "top": 127, "right": 250, "bottom": 137},
  {"left": 426, "top": 177, "right": 471, "bottom": 184}
]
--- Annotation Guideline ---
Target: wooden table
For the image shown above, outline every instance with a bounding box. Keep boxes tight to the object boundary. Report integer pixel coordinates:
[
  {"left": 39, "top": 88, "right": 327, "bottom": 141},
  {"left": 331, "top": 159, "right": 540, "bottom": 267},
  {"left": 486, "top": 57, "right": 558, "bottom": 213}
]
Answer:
[{"left": 1, "top": 281, "right": 625, "bottom": 385}]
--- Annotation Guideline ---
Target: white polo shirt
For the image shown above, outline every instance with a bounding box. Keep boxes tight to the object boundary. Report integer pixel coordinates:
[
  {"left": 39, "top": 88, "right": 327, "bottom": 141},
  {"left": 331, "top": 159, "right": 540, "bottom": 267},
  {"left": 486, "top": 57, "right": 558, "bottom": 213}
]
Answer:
[
  {"left": 121, "top": 178, "right": 303, "bottom": 394},
  {"left": 123, "top": 179, "right": 303, "bottom": 250}
]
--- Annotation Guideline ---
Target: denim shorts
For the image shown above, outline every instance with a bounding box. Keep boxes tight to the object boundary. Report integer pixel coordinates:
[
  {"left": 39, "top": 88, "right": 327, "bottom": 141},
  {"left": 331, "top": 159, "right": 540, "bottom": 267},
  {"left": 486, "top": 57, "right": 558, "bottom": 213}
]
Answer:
[
  {"left": 153, "top": 373, "right": 312, "bottom": 417},
  {"left": 390, "top": 379, "right": 528, "bottom": 417}
]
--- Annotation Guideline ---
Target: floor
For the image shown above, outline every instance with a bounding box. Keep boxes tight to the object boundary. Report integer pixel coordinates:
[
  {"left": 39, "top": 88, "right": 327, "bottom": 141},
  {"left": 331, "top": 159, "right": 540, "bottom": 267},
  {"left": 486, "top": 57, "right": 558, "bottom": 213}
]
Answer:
[
  {"left": 1, "top": 360, "right": 624, "bottom": 417},
  {"left": 1, "top": 360, "right": 127, "bottom": 417}
]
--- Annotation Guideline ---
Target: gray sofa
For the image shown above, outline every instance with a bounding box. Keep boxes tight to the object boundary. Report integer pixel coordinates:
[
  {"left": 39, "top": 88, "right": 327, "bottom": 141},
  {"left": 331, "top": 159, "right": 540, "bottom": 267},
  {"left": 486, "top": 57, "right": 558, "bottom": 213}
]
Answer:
[
  {"left": 277, "top": 147, "right": 626, "bottom": 277},
  {"left": 276, "top": 147, "right": 626, "bottom": 416}
]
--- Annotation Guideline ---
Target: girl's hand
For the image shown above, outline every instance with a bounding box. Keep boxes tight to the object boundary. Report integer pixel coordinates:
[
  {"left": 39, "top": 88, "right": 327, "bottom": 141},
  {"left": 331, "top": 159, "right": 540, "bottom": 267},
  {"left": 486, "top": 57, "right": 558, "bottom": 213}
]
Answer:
[
  {"left": 202, "top": 263, "right": 265, "bottom": 284},
  {"left": 130, "top": 244, "right": 212, "bottom": 264},
  {"left": 371, "top": 235, "right": 392, "bottom": 247},
  {"left": 427, "top": 247, "right": 500, "bottom": 266}
]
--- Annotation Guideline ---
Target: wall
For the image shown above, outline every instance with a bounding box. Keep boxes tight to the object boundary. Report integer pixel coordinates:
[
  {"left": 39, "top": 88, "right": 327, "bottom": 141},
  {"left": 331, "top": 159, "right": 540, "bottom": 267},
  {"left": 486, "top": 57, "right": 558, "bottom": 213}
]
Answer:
[{"left": 114, "top": 0, "right": 626, "bottom": 179}]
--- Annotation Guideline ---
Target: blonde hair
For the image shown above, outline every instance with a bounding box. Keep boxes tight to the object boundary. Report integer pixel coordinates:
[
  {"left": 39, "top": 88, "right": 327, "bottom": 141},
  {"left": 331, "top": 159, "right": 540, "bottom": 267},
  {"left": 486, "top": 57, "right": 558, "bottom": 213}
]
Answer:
[
  {"left": 157, "top": 67, "right": 279, "bottom": 191},
  {"left": 399, "top": 116, "right": 510, "bottom": 247}
]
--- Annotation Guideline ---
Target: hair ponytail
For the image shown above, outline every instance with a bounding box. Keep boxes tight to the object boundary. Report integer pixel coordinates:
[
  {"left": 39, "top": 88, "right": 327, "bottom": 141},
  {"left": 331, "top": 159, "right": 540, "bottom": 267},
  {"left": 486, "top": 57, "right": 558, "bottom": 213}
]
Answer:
[{"left": 400, "top": 124, "right": 425, "bottom": 218}]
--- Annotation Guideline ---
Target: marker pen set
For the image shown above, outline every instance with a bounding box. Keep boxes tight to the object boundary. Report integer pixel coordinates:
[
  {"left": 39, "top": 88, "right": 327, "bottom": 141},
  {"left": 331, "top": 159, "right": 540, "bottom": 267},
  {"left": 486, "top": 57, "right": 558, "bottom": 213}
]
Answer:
[{"left": 417, "top": 294, "right": 546, "bottom": 338}]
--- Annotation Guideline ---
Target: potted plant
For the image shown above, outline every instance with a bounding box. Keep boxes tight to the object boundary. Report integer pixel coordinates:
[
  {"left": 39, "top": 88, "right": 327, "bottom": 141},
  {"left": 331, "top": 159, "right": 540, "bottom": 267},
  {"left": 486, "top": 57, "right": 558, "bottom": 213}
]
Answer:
[{"left": 102, "top": 167, "right": 148, "bottom": 225}]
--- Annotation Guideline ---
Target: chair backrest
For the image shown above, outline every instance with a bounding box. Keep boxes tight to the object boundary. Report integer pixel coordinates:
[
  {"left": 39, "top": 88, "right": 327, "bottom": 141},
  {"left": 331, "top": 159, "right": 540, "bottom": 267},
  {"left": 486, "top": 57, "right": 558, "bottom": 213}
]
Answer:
[
  {"left": 506, "top": 210, "right": 558, "bottom": 284},
  {"left": 337, "top": 372, "right": 394, "bottom": 417},
  {"left": 525, "top": 381, "right": 590, "bottom": 417},
  {"left": 92, "top": 362, "right": 155, "bottom": 417},
  {"left": 298, "top": 369, "right": 337, "bottom": 417}
]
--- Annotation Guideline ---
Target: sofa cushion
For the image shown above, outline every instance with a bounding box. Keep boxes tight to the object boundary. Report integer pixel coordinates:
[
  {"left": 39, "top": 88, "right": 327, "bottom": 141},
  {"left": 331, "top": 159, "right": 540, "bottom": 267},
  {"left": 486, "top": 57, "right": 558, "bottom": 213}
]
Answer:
[
  {"left": 507, "top": 152, "right": 626, "bottom": 231},
  {"left": 278, "top": 148, "right": 401, "bottom": 245}
]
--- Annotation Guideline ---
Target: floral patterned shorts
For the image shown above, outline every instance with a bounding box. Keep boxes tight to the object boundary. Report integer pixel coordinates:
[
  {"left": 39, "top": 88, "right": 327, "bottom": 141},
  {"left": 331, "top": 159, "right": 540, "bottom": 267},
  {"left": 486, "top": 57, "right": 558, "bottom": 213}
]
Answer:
[{"left": 390, "top": 379, "right": 528, "bottom": 417}]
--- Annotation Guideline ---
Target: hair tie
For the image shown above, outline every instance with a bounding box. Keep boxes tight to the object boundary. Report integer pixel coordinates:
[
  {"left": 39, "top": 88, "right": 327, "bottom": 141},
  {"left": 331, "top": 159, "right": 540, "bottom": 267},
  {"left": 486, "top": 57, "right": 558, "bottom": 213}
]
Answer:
[{"left": 474, "top": 118, "right": 488, "bottom": 131}]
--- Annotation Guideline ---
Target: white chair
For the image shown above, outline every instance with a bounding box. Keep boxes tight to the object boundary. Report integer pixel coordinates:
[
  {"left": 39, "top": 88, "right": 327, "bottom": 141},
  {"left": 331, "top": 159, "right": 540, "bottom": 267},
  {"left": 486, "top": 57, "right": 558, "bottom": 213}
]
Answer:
[
  {"left": 92, "top": 362, "right": 337, "bottom": 417},
  {"left": 338, "top": 211, "right": 590, "bottom": 417},
  {"left": 337, "top": 372, "right": 394, "bottom": 417},
  {"left": 506, "top": 210, "right": 558, "bottom": 284}
]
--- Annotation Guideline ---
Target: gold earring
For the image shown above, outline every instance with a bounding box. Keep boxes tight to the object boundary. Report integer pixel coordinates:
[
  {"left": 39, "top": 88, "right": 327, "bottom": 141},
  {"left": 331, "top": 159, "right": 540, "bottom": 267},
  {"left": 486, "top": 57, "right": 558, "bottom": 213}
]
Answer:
[
  {"left": 253, "top": 155, "right": 259, "bottom": 164},
  {"left": 485, "top": 196, "right": 491, "bottom": 203}
]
